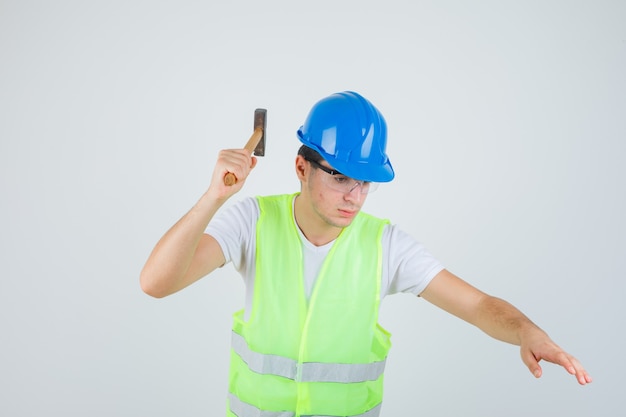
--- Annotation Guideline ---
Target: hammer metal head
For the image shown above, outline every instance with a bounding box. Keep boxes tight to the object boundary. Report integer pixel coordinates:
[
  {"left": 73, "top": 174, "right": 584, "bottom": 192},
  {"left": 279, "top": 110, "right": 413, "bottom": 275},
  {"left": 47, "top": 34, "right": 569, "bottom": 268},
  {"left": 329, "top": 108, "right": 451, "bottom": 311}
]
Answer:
[{"left": 253, "top": 108, "right": 266, "bottom": 156}]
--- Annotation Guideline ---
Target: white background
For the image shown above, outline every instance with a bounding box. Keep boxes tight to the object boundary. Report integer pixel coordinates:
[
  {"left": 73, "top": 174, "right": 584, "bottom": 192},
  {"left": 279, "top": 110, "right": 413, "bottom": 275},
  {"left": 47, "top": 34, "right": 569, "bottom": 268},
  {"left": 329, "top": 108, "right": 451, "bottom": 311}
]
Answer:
[{"left": 1, "top": 1, "right": 624, "bottom": 416}]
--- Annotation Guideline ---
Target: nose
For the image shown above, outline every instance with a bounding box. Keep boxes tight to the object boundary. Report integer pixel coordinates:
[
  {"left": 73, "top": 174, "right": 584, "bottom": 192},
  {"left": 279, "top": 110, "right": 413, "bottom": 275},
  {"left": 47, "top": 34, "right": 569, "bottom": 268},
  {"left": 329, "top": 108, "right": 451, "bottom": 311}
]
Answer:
[{"left": 344, "top": 182, "right": 363, "bottom": 202}]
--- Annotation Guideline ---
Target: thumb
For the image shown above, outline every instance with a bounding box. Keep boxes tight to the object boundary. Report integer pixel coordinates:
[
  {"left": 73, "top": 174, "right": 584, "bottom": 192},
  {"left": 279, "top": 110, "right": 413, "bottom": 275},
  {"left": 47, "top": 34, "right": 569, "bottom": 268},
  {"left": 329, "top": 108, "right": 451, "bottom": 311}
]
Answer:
[{"left": 521, "top": 348, "right": 543, "bottom": 378}]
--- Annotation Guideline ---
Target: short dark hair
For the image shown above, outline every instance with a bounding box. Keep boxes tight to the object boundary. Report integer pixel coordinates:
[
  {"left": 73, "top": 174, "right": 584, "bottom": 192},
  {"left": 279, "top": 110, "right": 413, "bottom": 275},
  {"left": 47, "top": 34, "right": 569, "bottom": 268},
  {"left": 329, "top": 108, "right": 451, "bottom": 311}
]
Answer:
[{"left": 297, "top": 145, "right": 323, "bottom": 163}]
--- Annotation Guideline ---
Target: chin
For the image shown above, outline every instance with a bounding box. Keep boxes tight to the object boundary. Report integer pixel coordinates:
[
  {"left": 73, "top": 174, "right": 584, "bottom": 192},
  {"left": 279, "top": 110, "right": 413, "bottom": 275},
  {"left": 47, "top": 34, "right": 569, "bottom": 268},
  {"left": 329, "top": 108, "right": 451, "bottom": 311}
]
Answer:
[{"left": 332, "top": 216, "right": 356, "bottom": 228}]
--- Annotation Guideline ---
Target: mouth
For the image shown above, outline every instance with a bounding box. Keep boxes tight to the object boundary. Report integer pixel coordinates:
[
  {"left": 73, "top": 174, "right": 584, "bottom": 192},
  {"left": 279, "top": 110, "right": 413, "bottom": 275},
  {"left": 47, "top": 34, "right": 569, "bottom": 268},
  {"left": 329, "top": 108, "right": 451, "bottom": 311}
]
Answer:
[{"left": 337, "top": 208, "right": 358, "bottom": 218}]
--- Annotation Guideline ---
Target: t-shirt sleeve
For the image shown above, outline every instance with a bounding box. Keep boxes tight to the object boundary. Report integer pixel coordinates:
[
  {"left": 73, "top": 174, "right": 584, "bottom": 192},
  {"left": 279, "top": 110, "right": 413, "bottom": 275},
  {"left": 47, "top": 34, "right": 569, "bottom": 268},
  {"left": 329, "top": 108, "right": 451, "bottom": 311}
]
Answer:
[
  {"left": 205, "top": 197, "right": 259, "bottom": 274},
  {"left": 384, "top": 224, "right": 444, "bottom": 296}
]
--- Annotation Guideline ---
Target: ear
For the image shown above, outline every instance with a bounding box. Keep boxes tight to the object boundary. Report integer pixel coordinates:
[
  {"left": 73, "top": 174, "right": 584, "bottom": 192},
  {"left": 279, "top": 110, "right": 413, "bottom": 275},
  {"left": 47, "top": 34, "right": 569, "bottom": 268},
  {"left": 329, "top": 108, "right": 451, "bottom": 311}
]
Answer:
[{"left": 295, "top": 155, "right": 308, "bottom": 181}]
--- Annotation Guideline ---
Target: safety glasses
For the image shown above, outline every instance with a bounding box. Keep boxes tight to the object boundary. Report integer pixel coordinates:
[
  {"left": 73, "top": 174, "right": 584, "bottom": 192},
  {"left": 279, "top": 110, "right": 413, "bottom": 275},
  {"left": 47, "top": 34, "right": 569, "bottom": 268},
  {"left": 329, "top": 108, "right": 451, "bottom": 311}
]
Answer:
[{"left": 305, "top": 158, "right": 379, "bottom": 195}]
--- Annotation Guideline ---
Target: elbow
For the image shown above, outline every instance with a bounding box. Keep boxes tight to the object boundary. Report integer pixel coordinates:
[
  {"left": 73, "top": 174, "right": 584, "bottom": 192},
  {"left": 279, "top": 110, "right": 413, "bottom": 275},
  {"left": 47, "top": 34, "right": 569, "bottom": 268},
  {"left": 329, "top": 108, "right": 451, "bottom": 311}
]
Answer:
[{"left": 139, "top": 268, "right": 169, "bottom": 299}]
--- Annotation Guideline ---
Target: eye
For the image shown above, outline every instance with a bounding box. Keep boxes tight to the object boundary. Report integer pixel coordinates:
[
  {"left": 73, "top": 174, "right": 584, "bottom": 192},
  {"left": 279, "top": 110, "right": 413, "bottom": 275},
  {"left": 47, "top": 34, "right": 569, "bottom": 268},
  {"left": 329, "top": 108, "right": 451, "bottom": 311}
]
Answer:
[{"left": 334, "top": 176, "right": 349, "bottom": 184}]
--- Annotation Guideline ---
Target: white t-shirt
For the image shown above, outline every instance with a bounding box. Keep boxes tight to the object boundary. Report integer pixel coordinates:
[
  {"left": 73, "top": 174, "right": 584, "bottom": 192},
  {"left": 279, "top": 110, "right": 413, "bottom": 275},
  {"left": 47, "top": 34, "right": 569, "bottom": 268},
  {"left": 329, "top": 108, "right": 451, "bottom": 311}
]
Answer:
[{"left": 206, "top": 196, "right": 444, "bottom": 315}]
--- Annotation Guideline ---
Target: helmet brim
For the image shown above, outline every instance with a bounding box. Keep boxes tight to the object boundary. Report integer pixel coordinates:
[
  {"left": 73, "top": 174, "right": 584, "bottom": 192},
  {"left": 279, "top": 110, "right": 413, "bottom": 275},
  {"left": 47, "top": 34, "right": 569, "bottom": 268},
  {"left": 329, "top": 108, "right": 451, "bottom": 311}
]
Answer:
[{"left": 298, "top": 131, "right": 395, "bottom": 183}]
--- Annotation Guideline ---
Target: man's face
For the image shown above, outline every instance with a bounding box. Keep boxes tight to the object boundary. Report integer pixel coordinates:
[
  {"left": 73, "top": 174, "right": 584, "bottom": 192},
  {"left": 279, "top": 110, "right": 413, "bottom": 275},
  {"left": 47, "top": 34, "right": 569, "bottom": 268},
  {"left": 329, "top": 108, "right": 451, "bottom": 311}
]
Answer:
[{"left": 305, "top": 159, "right": 368, "bottom": 229}]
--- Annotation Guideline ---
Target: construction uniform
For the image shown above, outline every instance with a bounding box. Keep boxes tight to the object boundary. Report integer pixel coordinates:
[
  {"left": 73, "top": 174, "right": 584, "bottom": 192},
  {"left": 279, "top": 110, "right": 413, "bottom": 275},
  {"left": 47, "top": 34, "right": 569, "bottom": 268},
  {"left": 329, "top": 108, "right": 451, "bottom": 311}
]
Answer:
[{"left": 208, "top": 194, "right": 444, "bottom": 416}]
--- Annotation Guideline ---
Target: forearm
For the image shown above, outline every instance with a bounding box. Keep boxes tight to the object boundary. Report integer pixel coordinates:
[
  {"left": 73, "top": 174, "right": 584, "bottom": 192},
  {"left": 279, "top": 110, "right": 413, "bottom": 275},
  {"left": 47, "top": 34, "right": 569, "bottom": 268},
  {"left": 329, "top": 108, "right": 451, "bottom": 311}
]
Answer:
[
  {"left": 140, "top": 191, "right": 225, "bottom": 297},
  {"left": 473, "top": 295, "right": 546, "bottom": 346},
  {"left": 421, "top": 270, "right": 545, "bottom": 345},
  {"left": 421, "top": 270, "right": 591, "bottom": 384},
  {"left": 140, "top": 148, "right": 257, "bottom": 297}
]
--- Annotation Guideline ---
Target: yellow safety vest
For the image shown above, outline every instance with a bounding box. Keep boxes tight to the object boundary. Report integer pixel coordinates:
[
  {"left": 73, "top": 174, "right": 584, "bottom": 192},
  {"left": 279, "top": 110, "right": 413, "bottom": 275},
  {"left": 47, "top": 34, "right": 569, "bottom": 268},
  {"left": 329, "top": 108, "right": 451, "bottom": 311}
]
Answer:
[{"left": 227, "top": 194, "right": 391, "bottom": 417}]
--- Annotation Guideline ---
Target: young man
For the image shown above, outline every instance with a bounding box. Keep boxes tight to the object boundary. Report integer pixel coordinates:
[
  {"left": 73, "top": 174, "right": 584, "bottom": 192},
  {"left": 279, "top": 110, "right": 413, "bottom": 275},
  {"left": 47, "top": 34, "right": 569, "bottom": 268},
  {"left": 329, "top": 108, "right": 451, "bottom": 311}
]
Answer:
[{"left": 141, "top": 91, "right": 591, "bottom": 417}]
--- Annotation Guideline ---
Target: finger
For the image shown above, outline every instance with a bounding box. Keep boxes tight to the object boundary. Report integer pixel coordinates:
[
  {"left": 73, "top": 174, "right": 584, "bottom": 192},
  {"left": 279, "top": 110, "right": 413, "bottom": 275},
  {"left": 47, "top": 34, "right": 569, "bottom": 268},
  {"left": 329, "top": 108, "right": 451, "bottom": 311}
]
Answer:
[
  {"left": 539, "top": 349, "right": 593, "bottom": 385},
  {"left": 542, "top": 349, "right": 581, "bottom": 378},
  {"left": 520, "top": 348, "right": 542, "bottom": 378},
  {"left": 222, "top": 157, "right": 257, "bottom": 187},
  {"left": 556, "top": 353, "right": 577, "bottom": 375},
  {"left": 569, "top": 356, "right": 593, "bottom": 385},
  {"left": 218, "top": 151, "right": 253, "bottom": 179},
  {"left": 219, "top": 149, "right": 252, "bottom": 169},
  {"left": 250, "top": 156, "right": 258, "bottom": 170}
]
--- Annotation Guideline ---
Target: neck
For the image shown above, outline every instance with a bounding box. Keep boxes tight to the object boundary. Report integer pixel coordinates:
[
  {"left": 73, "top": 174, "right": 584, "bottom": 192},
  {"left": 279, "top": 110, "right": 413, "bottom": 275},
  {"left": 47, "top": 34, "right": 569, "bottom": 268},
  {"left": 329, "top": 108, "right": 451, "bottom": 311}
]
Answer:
[{"left": 293, "top": 193, "right": 343, "bottom": 246}]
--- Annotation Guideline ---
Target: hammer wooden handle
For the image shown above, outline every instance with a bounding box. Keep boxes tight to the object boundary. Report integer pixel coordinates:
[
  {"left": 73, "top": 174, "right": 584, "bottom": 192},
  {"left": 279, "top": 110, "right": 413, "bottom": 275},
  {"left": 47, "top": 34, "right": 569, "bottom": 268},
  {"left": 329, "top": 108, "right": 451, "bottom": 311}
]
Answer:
[{"left": 223, "top": 127, "right": 264, "bottom": 186}]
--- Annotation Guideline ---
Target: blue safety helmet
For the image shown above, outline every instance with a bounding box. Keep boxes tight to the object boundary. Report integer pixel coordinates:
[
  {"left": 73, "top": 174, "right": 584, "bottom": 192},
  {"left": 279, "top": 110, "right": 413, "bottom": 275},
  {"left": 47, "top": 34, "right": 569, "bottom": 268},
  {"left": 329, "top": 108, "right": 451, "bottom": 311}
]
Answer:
[{"left": 297, "top": 91, "right": 395, "bottom": 182}]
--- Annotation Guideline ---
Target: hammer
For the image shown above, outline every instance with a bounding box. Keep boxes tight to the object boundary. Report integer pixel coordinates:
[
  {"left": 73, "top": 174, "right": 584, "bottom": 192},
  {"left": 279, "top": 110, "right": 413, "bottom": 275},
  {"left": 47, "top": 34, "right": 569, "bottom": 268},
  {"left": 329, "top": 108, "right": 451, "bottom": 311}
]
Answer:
[{"left": 223, "top": 108, "right": 267, "bottom": 186}]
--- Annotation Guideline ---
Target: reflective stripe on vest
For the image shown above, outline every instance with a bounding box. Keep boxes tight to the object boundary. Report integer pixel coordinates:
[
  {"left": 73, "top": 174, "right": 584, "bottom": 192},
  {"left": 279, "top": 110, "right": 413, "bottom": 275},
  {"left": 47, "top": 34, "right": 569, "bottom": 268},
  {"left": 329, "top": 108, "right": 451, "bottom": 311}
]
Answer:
[
  {"left": 229, "top": 393, "right": 382, "bottom": 417},
  {"left": 231, "top": 331, "right": 386, "bottom": 383}
]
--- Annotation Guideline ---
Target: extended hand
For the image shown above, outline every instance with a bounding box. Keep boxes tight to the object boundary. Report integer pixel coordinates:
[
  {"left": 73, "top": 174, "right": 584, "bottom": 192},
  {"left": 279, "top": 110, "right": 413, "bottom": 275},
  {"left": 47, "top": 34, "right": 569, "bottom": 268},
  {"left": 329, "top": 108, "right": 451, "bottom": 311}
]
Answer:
[{"left": 520, "top": 330, "right": 592, "bottom": 385}]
